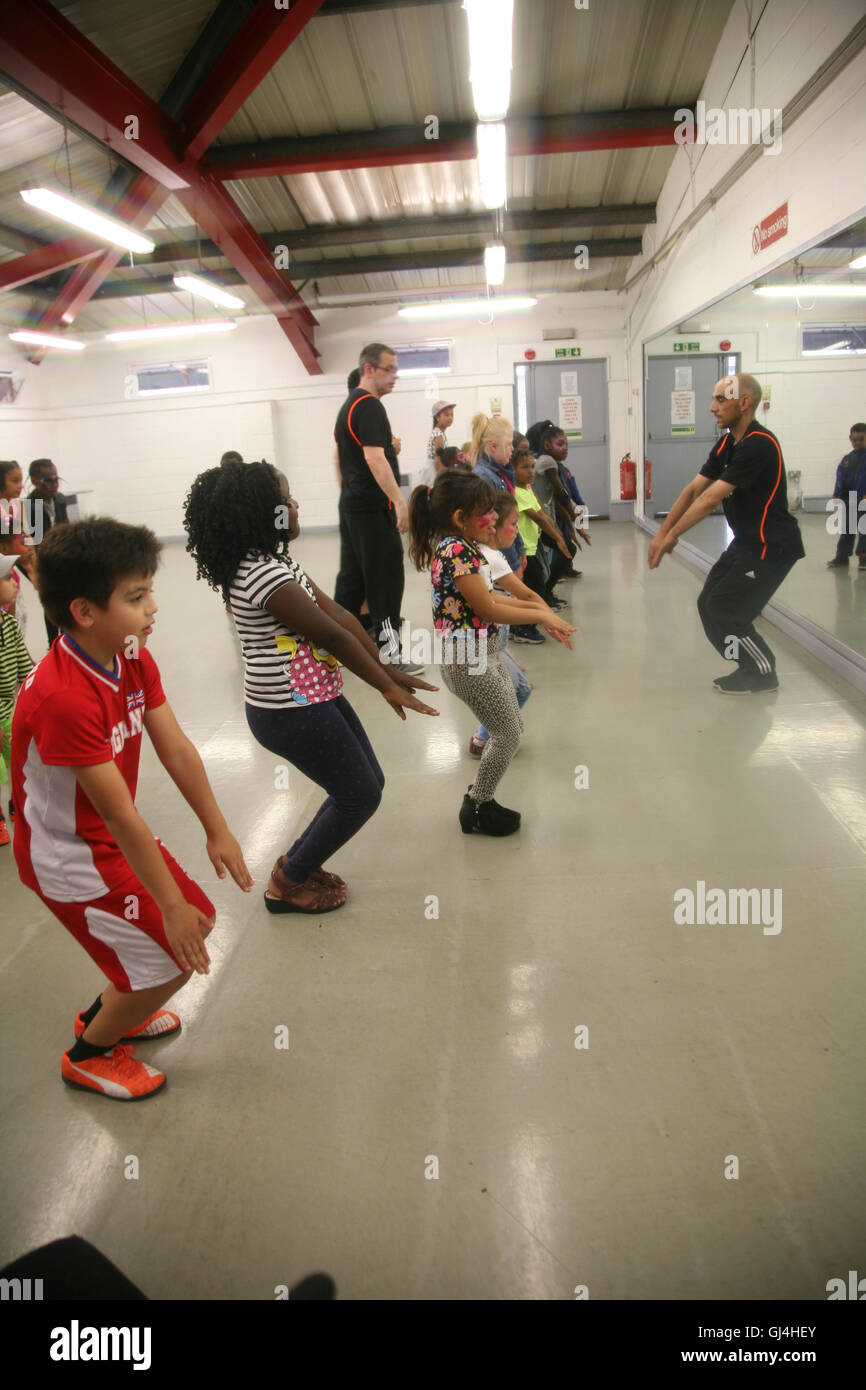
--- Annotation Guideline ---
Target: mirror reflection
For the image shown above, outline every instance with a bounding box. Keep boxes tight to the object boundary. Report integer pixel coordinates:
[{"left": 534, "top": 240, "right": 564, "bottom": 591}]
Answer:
[{"left": 643, "top": 216, "right": 866, "bottom": 657}]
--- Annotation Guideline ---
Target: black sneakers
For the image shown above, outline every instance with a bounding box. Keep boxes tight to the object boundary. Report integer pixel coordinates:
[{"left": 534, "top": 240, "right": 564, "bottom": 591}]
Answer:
[{"left": 713, "top": 669, "right": 779, "bottom": 694}]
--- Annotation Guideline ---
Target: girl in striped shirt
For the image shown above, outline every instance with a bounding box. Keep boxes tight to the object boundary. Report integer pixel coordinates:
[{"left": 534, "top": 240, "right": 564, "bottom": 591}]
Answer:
[{"left": 184, "top": 460, "right": 438, "bottom": 915}]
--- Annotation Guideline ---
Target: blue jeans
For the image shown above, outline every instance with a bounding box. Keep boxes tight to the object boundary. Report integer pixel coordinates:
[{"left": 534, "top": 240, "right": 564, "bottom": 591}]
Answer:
[{"left": 474, "top": 629, "right": 531, "bottom": 741}]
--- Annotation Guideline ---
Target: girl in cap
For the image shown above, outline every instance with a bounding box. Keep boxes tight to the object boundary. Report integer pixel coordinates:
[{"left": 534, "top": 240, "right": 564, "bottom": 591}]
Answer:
[{"left": 425, "top": 401, "right": 456, "bottom": 486}]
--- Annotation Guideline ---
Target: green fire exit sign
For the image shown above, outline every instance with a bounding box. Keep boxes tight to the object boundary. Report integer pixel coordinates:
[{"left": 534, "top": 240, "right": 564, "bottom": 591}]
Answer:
[
  {"left": 673, "top": 342, "right": 701, "bottom": 352},
  {"left": 554, "top": 347, "right": 582, "bottom": 357}
]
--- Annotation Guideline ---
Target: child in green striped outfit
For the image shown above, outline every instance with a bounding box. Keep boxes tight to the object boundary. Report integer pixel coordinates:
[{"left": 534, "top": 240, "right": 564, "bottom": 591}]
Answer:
[{"left": 0, "top": 555, "right": 34, "bottom": 845}]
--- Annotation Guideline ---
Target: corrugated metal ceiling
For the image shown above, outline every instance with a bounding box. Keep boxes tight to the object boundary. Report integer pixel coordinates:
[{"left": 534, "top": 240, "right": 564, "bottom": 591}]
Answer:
[{"left": 0, "top": 0, "right": 737, "bottom": 334}]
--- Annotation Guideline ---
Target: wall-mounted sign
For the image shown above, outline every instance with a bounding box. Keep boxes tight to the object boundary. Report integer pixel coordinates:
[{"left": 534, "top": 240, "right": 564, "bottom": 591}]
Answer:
[
  {"left": 554, "top": 347, "right": 581, "bottom": 357},
  {"left": 671, "top": 390, "right": 696, "bottom": 433},
  {"left": 558, "top": 395, "right": 583, "bottom": 431},
  {"left": 752, "top": 201, "right": 788, "bottom": 255},
  {"left": 673, "top": 341, "right": 701, "bottom": 352}
]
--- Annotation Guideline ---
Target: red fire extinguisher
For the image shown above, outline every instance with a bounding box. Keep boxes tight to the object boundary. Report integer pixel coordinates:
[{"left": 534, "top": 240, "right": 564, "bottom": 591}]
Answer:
[
  {"left": 644, "top": 457, "right": 652, "bottom": 501},
  {"left": 620, "top": 452, "right": 636, "bottom": 500}
]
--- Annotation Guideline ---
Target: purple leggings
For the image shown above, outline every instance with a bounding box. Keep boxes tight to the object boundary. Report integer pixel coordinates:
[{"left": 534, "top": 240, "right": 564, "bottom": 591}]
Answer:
[{"left": 245, "top": 694, "right": 384, "bottom": 882}]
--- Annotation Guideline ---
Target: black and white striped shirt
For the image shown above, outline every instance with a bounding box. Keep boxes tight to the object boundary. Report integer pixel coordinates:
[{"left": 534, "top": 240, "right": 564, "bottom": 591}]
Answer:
[{"left": 229, "top": 551, "right": 343, "bottom": 710}]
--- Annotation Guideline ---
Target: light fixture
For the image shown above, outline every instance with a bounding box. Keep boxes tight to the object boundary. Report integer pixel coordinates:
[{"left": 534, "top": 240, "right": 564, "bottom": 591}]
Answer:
[
  {"left": 848, "top": 252, "right": 866, "bottom": 270},
  {"left": 9, "top": 329, "right": 86, "bottom": 351},
  {"left": 464, "top": 0, "right": 514, "bottom": 122},
  {"left": 172, "top": 273, "right": 245, "bottom": 310},
  {"left": 754, "top": 284, "right": 866, "bottom": 298},
  {"left": 398, "top": 297, "right": 536, "bottom": 320},
  {"left": 20, "top": 187, "right": 155, "bottom": 254},
  {"left": 477, "top": 122, "right": 507, "bottom": 210},
  {"left": 105, "top": 320, "right": 238, "bottom": 343},
  {"left": 484, "top": 242, "right": 506, "bottom": 285}
]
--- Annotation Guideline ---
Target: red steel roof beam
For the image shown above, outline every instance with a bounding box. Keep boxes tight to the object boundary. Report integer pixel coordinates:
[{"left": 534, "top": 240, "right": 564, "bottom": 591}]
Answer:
[
  {"left": 0, "top": 0, "right": 191, "bottom": 190},
  {"left": 0, "top": 236, "right": 104, "bottom": 292},
  {"left": 181, "top": 0, "right": 329, "bottom": 161},
  {"left": 175, "top": 173, "right": 319, "bottom": 337}
]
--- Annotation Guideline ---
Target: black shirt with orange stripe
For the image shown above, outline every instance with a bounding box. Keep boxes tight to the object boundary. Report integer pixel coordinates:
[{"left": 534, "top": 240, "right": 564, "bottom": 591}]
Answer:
[
  {"left": 700, "top": 421, "right": 804, "bottom": 561},
  {"left": 334, "top": 388, "right": 400, "bottom": 513}
]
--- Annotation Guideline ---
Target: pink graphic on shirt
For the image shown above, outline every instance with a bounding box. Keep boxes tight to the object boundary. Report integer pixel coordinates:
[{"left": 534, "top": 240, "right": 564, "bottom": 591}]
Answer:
[{"left": 278, "top": 636, "right": 342, "bottom": 706}]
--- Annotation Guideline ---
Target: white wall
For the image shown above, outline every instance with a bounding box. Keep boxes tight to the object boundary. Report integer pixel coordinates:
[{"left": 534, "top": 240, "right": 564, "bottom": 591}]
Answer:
[
  {"left": 9, "top": 297, "right": 628, "bottom": 534},
  {"left": 624, "top": 0, "right": 866, "bottom": 506}
]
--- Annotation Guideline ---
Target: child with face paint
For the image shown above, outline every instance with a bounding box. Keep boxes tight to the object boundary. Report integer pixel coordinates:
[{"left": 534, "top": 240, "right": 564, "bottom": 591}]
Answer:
[{"left": 408, "top": 468, "right": 574, "bottom": 834}]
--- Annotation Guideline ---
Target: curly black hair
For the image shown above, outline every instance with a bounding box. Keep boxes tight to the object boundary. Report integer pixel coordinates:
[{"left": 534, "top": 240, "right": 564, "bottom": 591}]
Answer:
[{"left": 183, "top": 460, "right": 287, "bottom": 603}]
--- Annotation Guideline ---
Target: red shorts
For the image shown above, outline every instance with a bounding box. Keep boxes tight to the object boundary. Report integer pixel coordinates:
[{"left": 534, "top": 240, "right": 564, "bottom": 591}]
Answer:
[{"left": 36, "top": 840, "right": 216, "bottom": 993}]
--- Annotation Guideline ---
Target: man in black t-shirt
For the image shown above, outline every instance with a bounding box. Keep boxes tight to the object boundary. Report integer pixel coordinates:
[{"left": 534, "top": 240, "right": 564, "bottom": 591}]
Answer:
[
  {"left": 648, "top": 373, "right": 804, "bottom": 693},
  {"left": 333, "top": 343, "right": 423, "bottom": 675}
]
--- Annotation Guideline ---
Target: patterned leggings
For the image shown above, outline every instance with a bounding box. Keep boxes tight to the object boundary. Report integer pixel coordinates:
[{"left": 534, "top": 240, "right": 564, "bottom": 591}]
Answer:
[{"left": 440, "top": 630, "right": 522, "bottom": 802}]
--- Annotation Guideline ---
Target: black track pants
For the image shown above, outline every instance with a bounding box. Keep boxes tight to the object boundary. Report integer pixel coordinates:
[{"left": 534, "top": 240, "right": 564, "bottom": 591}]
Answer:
[
  {"left": 697, "top": 542, "right": 799, "bottom": 674},
  {"left": 334, "top": 499, "right": 405, "bottom": 646}
]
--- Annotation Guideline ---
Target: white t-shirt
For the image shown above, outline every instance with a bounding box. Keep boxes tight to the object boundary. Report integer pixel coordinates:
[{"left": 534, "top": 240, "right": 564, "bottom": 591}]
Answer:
[
  {"left": 229, "top": 550, "right": 343, "bottom": 710},
  {"left": 479, "top": 543, "right": 513, "bottom": 587},
  {"left": 422, "top": 427, "right": 447, "bottom": 487}
]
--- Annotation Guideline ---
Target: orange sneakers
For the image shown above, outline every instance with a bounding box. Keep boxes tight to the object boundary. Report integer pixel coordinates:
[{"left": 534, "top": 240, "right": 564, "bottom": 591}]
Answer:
[
  {"left": 61, "top": 1044, "right": 166, "bottom": 1101},
  {"left": 73, "top": 1008, "right": 181, "bottom": 1042},
  {"left": 0, "top": 819, "right": 9, "bottom": 847}
]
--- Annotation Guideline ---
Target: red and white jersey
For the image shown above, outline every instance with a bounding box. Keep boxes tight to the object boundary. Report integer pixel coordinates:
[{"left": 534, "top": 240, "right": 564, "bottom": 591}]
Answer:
[{"left": 12, "top": 633, "right": 166, "bottom": 901}]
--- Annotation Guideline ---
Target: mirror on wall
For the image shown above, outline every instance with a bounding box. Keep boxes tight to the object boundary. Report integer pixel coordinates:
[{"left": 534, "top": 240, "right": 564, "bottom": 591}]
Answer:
[{"left": 643, "top": 215, "right": 866, "bottom": 659}]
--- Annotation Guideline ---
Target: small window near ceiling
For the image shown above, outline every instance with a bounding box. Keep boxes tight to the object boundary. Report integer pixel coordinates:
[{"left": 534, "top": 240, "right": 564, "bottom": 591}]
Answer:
[
  {"left": 801, "top": 326, "right": 866, "bottom": 357},
  {"left": 393, "top": 342, "right": 452, "bottom": 377},
  {"left": 129, "top": 360, "right": 212, "bottom": 397},
  {"left": 0, "top": 370, "right": 24, "bottom": 403}
]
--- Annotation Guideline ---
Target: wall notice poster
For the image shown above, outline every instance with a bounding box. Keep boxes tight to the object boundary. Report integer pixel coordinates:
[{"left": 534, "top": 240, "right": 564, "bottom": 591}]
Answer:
[
  {"left": 558, "top": 395, "right": 582, "bottom": 431},
  {"left": 670, "top": 390, "right": 696, "bottom": 434},
  {"left": 674, "top": 366, "right": 693, "bottom": 390},
  {"left": 560, "top": 370, "right": 578, "bottom": 395}
]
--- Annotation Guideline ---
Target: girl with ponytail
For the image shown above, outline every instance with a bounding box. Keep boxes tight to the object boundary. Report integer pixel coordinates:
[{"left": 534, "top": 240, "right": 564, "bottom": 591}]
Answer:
[{"left": 408, "top": 470, "right": 574, "bottom": 836}]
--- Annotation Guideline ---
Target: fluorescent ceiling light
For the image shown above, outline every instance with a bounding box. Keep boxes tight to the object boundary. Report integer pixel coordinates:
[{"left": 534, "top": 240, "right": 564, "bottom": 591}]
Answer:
[
  {"left": 849, "top": 252, "right": 866, "bottom": 270},
  {"left": 172, "top": 273, "right": 245, "bottom": 309},
  {"left": 477, "top": 121, "right": 507, "bottom": 210},
  {"left": 20, "top": 187, "right": 155, "bottom": 254},
  {"left": 398, "top": 297, "right": 536, "bottom": 320},
  {"left": 484, "top": 242, "right": 506, "bottom": 285},
  {"left": 754, "top": 284, "right": 866, "bottom": 298},
  {"left": 9, "top": 329, "right": 85, "bottom": 351},
  {"left": 105, "top": 320, "right": 238, "bottom": 343},
  {"left": 464, "top": 0, "right": 513, "bottom": 122}
]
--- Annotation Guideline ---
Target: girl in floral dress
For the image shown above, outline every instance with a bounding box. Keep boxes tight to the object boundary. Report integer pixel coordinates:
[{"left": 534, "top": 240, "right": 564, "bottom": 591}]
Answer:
[{"left": 408, "top": 470, "right": 573, "bottom": 836}]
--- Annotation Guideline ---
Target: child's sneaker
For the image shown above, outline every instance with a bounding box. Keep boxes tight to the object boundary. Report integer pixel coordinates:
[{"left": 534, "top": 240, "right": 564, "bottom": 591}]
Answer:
[
  {"left": 469, "top": 734, "right": 487, "bottom": 757},
  {"left": 61, "top": 1044, "right": 166, "bottom": 1101},
  {"left": 73, "top": 1008, "right": 181, "bottom": 1042},
  {"left": 0, "top": 818, "right": 9, "bottom": 847}
]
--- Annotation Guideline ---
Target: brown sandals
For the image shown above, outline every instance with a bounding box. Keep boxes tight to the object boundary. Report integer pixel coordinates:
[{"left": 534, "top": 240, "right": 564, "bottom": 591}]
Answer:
[{"left": 264, "top": 858, "right": 348, "bottom": 915}]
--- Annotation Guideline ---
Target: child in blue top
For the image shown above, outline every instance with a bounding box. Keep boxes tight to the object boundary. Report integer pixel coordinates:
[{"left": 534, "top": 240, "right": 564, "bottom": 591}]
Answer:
[{"left": 408, "top": 470, "right": 574, "bottom": 836}]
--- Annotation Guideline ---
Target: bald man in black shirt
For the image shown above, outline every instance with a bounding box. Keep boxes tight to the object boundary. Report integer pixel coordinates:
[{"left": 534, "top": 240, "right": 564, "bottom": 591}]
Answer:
[{"left": 649, "top": 373, "right": 804, "bottom": 693}]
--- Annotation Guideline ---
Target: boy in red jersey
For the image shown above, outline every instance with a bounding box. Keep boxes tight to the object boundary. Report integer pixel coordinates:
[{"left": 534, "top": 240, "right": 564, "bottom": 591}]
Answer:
[{"left": 11, "top": 518, "right": 253, "bottom": 1101}]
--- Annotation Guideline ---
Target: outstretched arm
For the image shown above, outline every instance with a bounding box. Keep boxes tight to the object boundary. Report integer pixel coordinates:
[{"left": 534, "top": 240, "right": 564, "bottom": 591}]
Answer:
[{"left": 648, "top": 476, "right": 732, "bottom": 568}]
